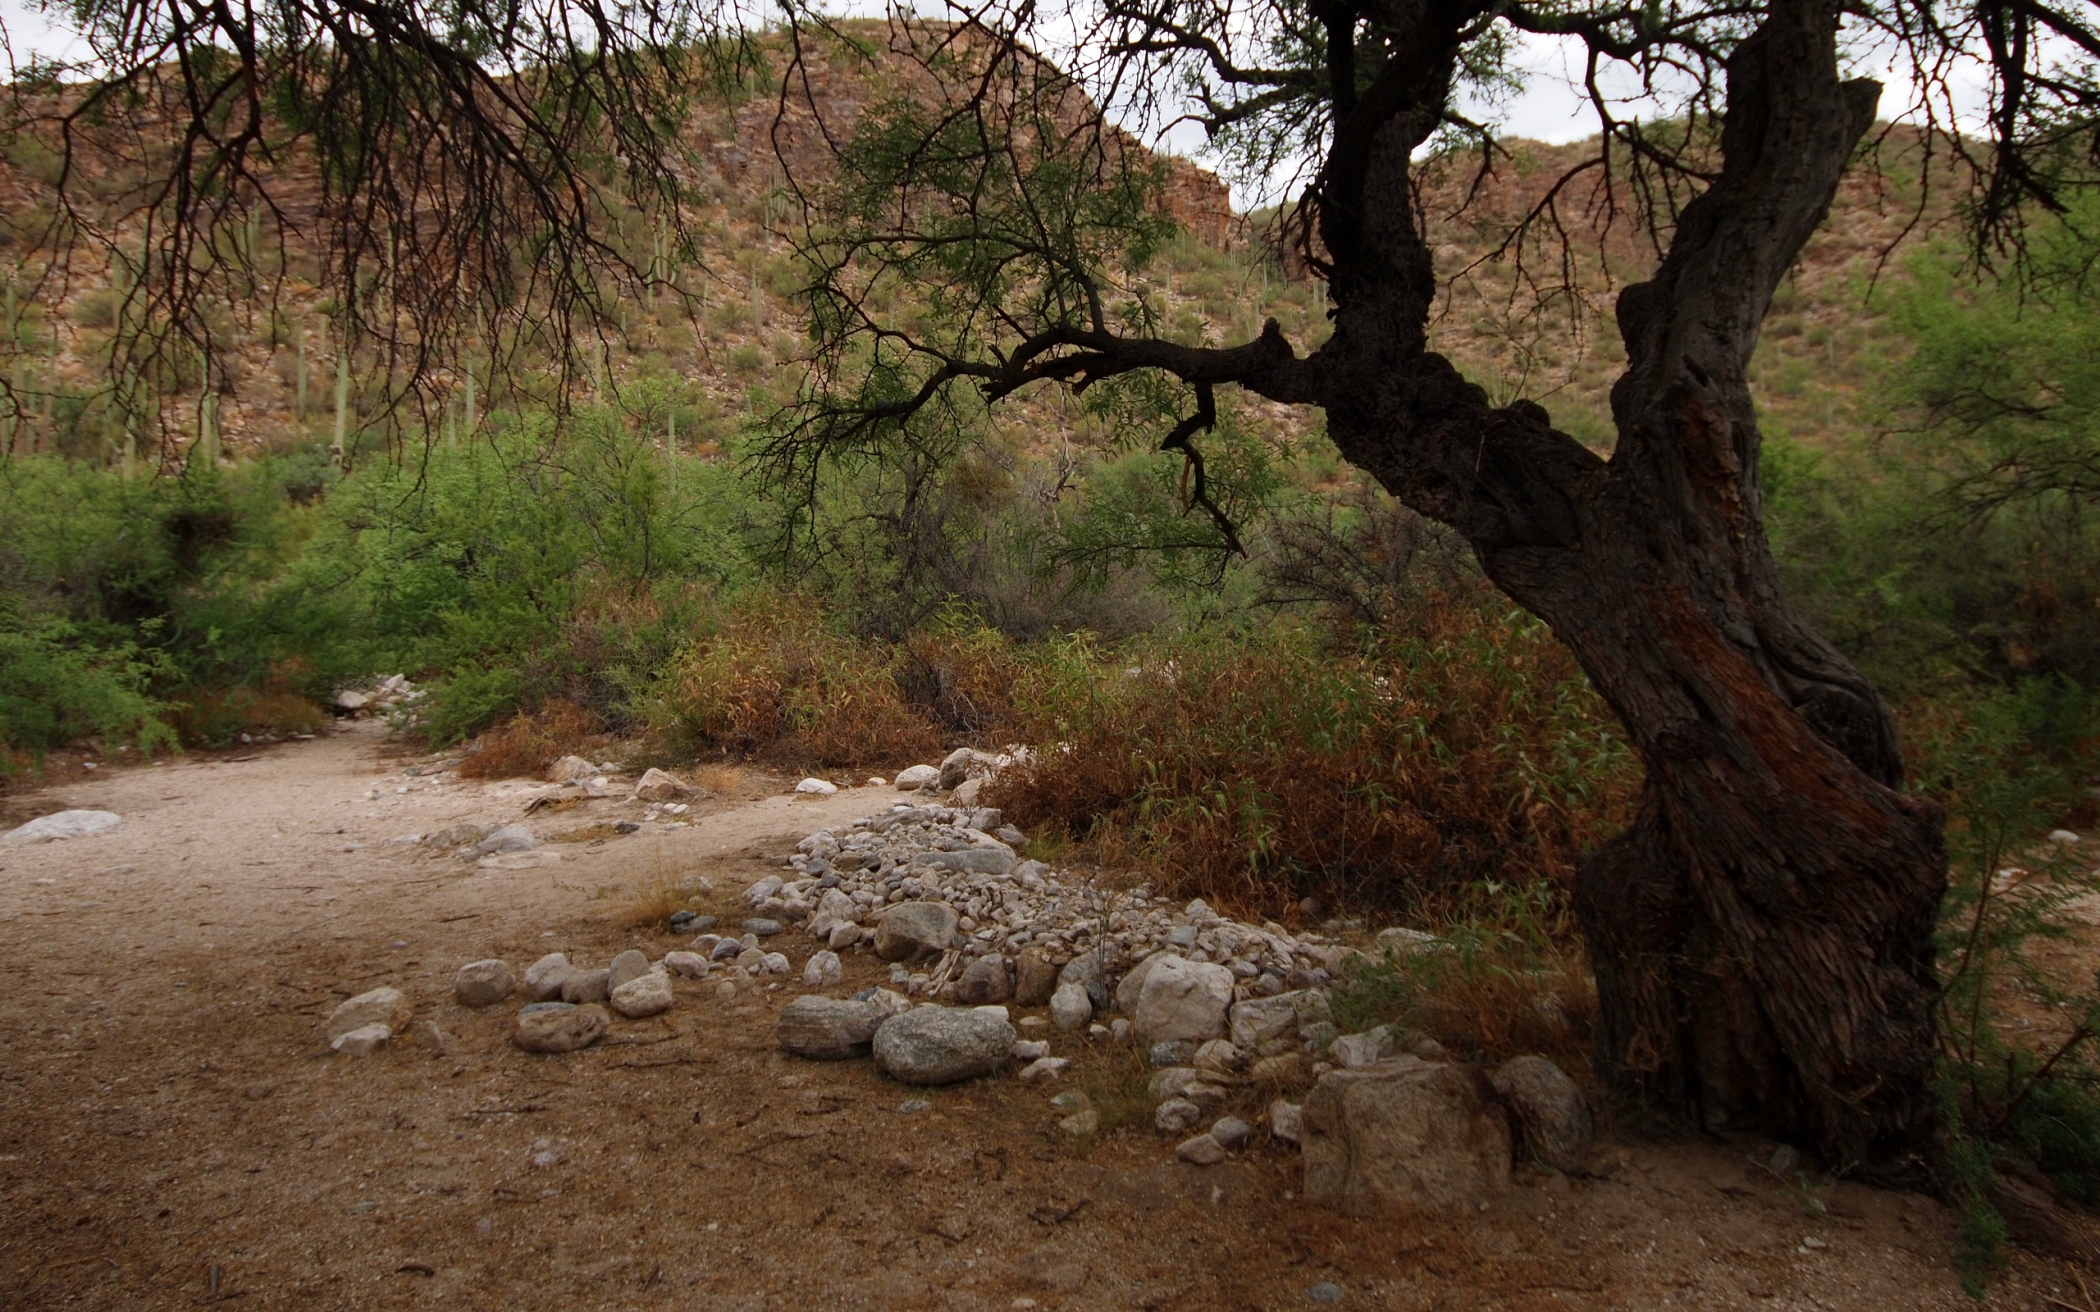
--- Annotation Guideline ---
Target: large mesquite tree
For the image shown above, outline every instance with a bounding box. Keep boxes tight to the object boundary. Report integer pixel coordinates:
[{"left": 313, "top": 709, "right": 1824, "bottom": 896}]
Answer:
[{"left": 764, "top": 0, "right": 2100, "bottom": 1172}]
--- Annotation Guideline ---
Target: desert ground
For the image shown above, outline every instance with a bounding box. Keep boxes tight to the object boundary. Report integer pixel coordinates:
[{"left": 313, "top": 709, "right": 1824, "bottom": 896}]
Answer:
[{"left": 0, "top": 722, "right": 2086, "bottom": 1310}]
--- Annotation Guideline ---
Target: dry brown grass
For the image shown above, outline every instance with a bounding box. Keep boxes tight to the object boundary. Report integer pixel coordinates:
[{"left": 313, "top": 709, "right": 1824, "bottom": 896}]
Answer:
[
  {"left": 172, "top": 685, "right": 328, "bottom": 745},
  {"left": 687, "top": 763, "right": 747, "bottom": 796},
  {"left": 458, "top": 699, "right": 602, "bottom": 780},
  {"left": 985, "top": 602, "right": 1639, "bottom": 921}
]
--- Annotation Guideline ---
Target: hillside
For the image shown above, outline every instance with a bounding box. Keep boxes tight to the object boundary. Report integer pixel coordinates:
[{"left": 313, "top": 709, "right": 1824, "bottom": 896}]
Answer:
[{"left": 0, "top": 27, "right": 1957, "bottom": 478}]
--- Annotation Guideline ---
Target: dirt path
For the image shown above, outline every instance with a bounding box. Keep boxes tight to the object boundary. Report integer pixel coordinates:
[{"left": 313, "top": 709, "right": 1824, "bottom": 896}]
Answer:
[{"left": 0, "top": 726, "right": 2078, "bottom": 1309}]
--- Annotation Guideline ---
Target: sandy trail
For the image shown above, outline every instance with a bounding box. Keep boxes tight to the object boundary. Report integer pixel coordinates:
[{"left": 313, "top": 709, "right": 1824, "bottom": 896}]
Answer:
[{"left": 0, "top": 725, "right": 2074, "bottom": 1309}]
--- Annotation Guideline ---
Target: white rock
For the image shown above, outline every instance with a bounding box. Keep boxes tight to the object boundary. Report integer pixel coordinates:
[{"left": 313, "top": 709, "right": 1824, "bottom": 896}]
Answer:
[
  {"left": 2049, "top": 829, "right": 2082, "bottom": 846},
  {"left": 802, "top": 950, "right": 843, "bottom": 987},
  {"left": 1176, "top": 1133, "right": 1228, "bottom": 1165},
  {"left": 548, "top": 754, "right": 596, "bottom": 783},
  {"left": 0, "top": 810, "right": 121, "bottom": 846},
  {"left": 1018, "top": 1056, "right": 1071, "bottom": 1083},
  {"left": 808, "top": 889, "right": 858, "bottom": 941},
  {"left": 1012, "top": 1039, "right": 1052, "bottom": 1060},
  {"left": 610, "top": 970, "right": 674, "bottom": 1018},
  {"left": 758, "top": 952, "right": 790, "bottom": 975},
  {"left": 453, "top": 959, "right": 516, "bottom": 1008},
  {"left": 795, "top": 778, "right": 839, "bottom": 795},
  {"left": 1329, "top": 1026, "right": 1396, "bottom": 1069},
  {"left": 634, "top": 767, "right": 695, "bottom": 801},
  {"left": 332, "top": 1023, "right": 390, "bottom": 1057},
  {"left": 1155, "top": 1099, "right": 1204, "bottom": 1133},
  {"left": 1134, "top": 955, "right": 1234, "bottom": 1044},
  {"left": 664, "top": 951, "right": 709, "bottom": 979},
  {"left": 1269, "top": 1098, "right": 1304, "bottom": 1145},
  {"left": 468, "top": 824, "right": 536, "bottom": 857},
  {"left": 523, "top": 953, "right": 573, "bottom": 1001},
  {"left": 328, "top": 987, "right": 412, "bottom": 1041},
  {"left": 894, "top": 765, "right": 940, "bottom": 790},
  {"left": 1050, "top": 981, "right": 1093, "bottom": 1031},
  {"left": 827, "top": 922, "right": 864, "bottom": 951},
  {"left": 333, "top": 688, "right": 370, "bottom": 711}
]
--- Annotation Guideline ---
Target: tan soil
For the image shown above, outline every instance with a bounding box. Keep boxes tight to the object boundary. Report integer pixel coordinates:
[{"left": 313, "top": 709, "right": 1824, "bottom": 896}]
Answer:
[{"left": 0, "top": 723, "right": 2085, "bottom": 1309}]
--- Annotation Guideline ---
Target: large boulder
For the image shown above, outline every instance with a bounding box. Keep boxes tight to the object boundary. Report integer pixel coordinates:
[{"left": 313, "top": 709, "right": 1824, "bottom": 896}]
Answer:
[
  {"left": 894, "top": 765, "right": 940, "bottom": 790},
  {"left": 1134, "top": 955, "right": 1234, "bottom": 1044},
  {"left": 453, "top": 959, "right": 517, "bottom": 1008},
  {"left": 873, "top": 1006, "right": 1016, "bottom": 1085},
  {"left": 1301, "top": 1058, "right": 1511, "bottom": 1209},
  {"left": 523, "top": 953, "right": 573, "bottom": 1001},
  {"left": 955, "top": 955, "right": 1014, "bottom": 1005},
  {"left": 513, "top": 1003, "right": 611, "bottom": 1053},
  {"left": 1114, "top": 951, "right": 1168, "bottom": 1015},
  {"left": 328, "top": 987, "right": 412, "bottom": 1042},
  {"left": 778, "top": 995, "right": 888, "bottom": 1059},
  {"left": 634, "top": 768, "right": 695, "bottom": 801},
  {"left": 1013, "top": 949, "right": 1060, "bottom": 1007},
  {"left": 0, "top": 809, "right": 121, "bottom": 846},
  {"left": 610, "top": 969, "right": 674, "bottom": 1018},
  {"left": 874, "top": 901, "right": 959, "bottom": 962},
  {"left": 937, "top": 747, "right": 979, "bottom": 791},
  {"left": 1489, "top": 1055, "right": 1593, "bottom": 1173}
]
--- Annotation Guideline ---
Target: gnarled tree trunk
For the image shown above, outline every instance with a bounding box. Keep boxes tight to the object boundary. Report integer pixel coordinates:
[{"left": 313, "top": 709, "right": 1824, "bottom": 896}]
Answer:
[{"left": 1313, "top": 0, "right": 1948, "bottom": 1168}]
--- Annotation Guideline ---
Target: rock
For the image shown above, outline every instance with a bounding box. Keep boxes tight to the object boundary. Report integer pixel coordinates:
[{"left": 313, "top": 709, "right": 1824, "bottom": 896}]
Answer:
[
  {"left": 1230, "top": 991, "right": 1316, "bottom": 1051},
  {"left": 1148, "top": 1040, "right": 1196, "bottom": 1068},
  {"left": 894, "top": 765, "right": 940, "bottom": 790},
  {"left": 743, "top": 918, "right": 784, "bottom": 938},
  {"left": 1329, "top": 1027, "right": 1395, "bottom": 1069},
  {"left": 1012, "top": 1039, "right": 1051, "bottom": 1060},
  {"left": 827, "top": 922, "right": 863, "bottom": 951},
  {"left": 1012, "top": 950, "right": 1058, "bottom": 1007},
  {"left": 1299, "top": 1020, "right": 1339, "bottom": 1052},
  {"left": 874, "top": 901, "right": 960, "bottom": 962},
  {"left": 953, "top": 777, "right": 985, "bottom": 807},
  {"left": 956, "top": 955, "right": 1014, "bottom": 1005},
  {"left": 1111, "top": 1018, "right": 1132, "bottom": 1042},
  {"left": 911, "top": 847, "right": 1015, "bottom": 877},
  {"left": 1134, "top": 955, "right": 1234, "bottom": 1044},
  {"left": 561, "top": 969, "right": 612, "bottom": 1004},
  {"left": 1115, "top": 951, "right": 1168, "bottom": 1014},
  {"left": 410, "top": 1019, "right": 449, "bottom": 1055},
  {"left": 1269, "top": 1098, "right": 1304, "bottom": 1145},
  {"left": 548, "top": 754, "right": 596, "bottom": 783},
  {"left": 1376, "top": 926, "right": 1444, "bottom": 957},
  {"left": 1018, "top": 1057, "right": 1070, "bottom": 1083},
  {"left": 421, "top": 822, "right": 494, "bottom": 851},
  {"left": 0, "top": 809, "right": 121, "bottom": 846},
  {"left": 1194, "top": 1038, "right": 1245, "bottom": 1074},
  {"left": 709, "top": 938, "right": 745, "bottom": 962},
  {"left": 664, "top": 951, "right": 709, "bottom": 979},
  {"left": 802, "top": 950, "right": 843, "bottom": 987},
  {"left": 468, "top": 824, "right": 536, "bottom": 857},
  {"left": 334, "top": 688, "right": 371, "bottom": 712},
  {"left": 758, "top": 952, "right": 790, "bottom": 975},
  {"left": 872, "top": 1006, "right": 1016, "bottom": 1085},
  {"left": 1301, "top": 1058, "right": 1511, "bottom": 1208},
  {"left": 735, "top": 947, "right": 766, "bottom": 972},
  {"left": 938, "top": 746, "right": 977, "bottom": 790},
  {"left": 1050, "top": 981, "right": 1093, "bottom": 1031},
  {"left": 453, "top": 959, "right": 516, "bottom": 1008},
  {"left": 778, "top": 995, "right": 888, "bottom": 1059},
  {"left": 332, "top": 1023, "right": 390, "bottom": 1057},
  {"left": 808, "top": 889, "right": 858, "bottom": 941},
  {"left": 328, "top": 987, "right": 412, "bottom": 1041},
  {"left": 607, "top": 949, "right": 651, "bottom": 991},
  {"left": 1060, "top": 1108, "right": 1101, "bottom": 1137},
  {"left": 1306, "top": 1281, "right": 1344, "bottom": 1304},
  {"left": 795, "top": 777, "right": 839, "bottom": 795},
  {"left": 610, "top": 970, "right": 674, "bottom": 1018},
  {"left": 1060, "top": 953, "right": 1111, "bottom": 1013},
  {"left": 1212, "top": 1116, "right": 1253, "bottom": 1150},
  {"left": 513, "top": 1003, "right": 611, "bottom": 1053},
  {"left": 1176, "top": 1133, "right": 1228, "bottom": 1165},
  {"left": 996, "top": 824, "right": 1029, "bottom": 849},
  {"left": 634, "top": 767, "right": 695, "bottom": 801},
  {"left": 523, "top": 953, "right": 573, "bottom": 1001},
  {"left": 1489, "top": 1055, "right": 1593, "bottom": 1173},
  {"left": 1251, "top": 1053, "right": 1311, "bottom": 1085},
  {"left": 1148, "top": 1066, "right": 1226, "bottom": 1103},
  {"left": 744, "top": 875, "right": 785, "bottom": 906},
  {"left": 1155, "top": 1099, "right": 1204, "bottom": 1133}
]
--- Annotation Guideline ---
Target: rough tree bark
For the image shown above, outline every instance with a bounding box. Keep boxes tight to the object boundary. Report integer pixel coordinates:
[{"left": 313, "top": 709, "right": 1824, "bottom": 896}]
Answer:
[{"left": 1305, "top": 0, "right": 1947, "bottom": 1169}]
